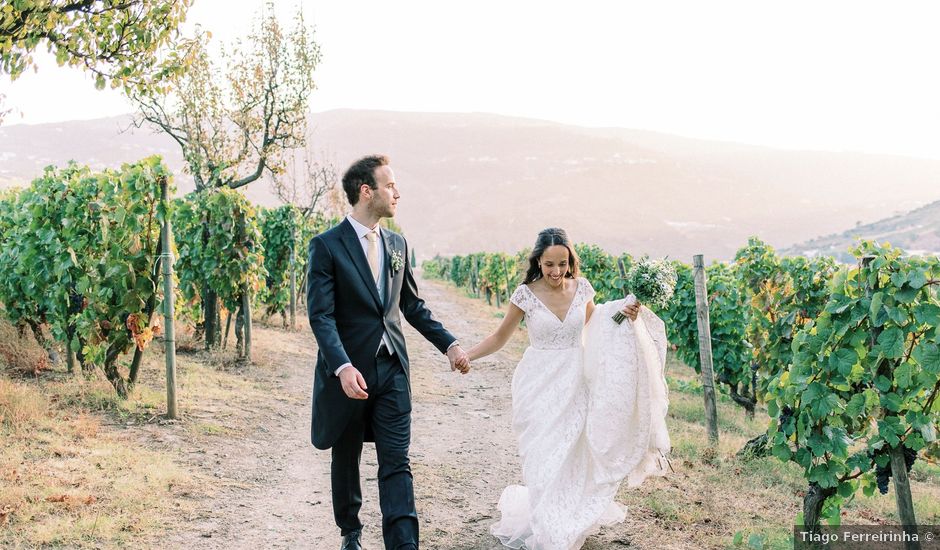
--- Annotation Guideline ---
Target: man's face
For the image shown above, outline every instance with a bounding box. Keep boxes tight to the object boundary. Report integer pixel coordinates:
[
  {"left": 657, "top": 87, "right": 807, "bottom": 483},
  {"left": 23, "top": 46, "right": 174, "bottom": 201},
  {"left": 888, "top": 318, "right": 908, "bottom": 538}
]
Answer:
[{"left": 365, "top": 165, "right": 400, "bottom": 218}]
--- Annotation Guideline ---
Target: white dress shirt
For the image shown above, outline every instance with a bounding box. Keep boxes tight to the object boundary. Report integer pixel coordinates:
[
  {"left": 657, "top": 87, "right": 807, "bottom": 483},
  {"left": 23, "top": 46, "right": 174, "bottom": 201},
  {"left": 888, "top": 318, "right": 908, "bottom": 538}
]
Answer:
[{"left": 335, "top": 215, "right": 394, "bottom": 376}]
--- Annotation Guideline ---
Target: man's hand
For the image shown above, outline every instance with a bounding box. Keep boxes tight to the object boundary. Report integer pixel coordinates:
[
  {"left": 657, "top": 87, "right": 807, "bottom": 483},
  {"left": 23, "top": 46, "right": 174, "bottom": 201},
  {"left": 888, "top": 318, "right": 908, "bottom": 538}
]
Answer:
[
  {"left": 620, "top": 301, "right": 641, "bottom": 322},
  {"left": 447, "top": 344, "right": 471, "bottom": 374},
  {"left": 338, "top": 366, "right": 369, "bottom": 399}
]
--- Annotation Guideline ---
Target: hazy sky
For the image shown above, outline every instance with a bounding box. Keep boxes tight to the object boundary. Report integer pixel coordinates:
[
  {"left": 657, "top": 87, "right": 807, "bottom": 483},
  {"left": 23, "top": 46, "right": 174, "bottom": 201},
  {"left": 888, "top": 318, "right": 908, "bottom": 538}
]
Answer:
[{"left": 3, "top": 0, "right": 940, "bottom": 159}]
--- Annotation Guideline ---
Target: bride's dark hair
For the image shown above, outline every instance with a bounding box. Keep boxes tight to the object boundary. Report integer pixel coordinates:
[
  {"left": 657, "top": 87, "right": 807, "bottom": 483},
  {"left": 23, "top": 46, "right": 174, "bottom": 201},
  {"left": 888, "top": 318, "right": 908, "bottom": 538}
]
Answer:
[{"left": 523, "top": 228, "right": 581, "bottom": 285}]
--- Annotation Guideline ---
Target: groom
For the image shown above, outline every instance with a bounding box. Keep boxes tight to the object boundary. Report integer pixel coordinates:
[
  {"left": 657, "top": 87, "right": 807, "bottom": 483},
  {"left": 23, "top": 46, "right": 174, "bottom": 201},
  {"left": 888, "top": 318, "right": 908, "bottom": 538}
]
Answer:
[{"left": 307, "top": 154, "right": 470, "bottom": 550}]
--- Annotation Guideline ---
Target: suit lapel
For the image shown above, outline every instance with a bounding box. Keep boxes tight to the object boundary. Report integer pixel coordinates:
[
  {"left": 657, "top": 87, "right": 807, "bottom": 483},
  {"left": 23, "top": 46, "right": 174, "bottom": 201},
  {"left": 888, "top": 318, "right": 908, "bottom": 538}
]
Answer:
[
  {"left": 381, "top": 231, "right": 395, "bottom": 312},
  {"left": 338, "top": 219, "right": 382, "bottom": 310}
]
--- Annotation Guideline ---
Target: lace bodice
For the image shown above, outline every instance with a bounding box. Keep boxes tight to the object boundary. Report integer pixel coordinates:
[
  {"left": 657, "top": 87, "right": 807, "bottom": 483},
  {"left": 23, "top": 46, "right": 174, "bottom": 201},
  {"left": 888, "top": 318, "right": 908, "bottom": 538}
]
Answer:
[{"left": 510, "top": 277, "right": 595, "bottom": 350}]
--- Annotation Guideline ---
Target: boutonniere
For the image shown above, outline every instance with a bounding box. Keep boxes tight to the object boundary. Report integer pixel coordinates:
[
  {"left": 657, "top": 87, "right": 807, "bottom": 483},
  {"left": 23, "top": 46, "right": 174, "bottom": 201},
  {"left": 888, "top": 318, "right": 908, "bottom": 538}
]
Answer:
[{"left": 390, "top": 249, "right": 404, "bottom": 273}]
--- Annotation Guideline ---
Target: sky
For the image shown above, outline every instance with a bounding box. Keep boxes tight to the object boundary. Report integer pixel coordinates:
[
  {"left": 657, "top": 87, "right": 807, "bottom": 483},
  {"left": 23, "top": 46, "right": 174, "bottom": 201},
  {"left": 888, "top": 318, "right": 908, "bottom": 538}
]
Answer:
[{"left": 3, "top": 0, "right": 940, "bottom": 159}]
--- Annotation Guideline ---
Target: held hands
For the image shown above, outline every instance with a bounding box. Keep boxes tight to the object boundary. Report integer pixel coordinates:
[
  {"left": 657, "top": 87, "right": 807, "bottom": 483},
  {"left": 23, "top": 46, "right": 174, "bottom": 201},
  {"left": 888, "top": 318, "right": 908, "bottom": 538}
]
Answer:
[
  {"left": 339, "top": 345, "right": 470, "bottom": 400},
  {"left": 447, "top": 344, "right": 471, "bottom": 374},
  {"left": 338, "top": 367, "right": 369, "bottom": 400}
]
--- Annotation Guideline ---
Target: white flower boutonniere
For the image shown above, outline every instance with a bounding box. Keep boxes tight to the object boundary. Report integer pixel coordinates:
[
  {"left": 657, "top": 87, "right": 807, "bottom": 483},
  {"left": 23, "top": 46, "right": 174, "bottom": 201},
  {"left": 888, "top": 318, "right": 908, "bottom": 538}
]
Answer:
[{"left": 390, "top": 250, "right": 404, "bottom": 273}]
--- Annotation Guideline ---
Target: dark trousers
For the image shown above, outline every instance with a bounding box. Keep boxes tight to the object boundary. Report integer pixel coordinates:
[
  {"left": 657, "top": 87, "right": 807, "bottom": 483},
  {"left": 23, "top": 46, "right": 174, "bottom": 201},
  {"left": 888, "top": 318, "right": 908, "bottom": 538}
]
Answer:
[{"left": 331, "top": 349, "right": 418, "bottom": 550}]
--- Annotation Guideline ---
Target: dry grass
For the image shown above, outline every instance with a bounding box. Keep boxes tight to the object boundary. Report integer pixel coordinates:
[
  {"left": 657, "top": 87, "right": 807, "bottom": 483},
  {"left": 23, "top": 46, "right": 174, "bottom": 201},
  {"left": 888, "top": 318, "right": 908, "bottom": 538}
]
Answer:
[
  {"left": 0, "top": 324, "right": 293, "bottom": 548},
  {"left": 0, "top": 319, "right": 49, "bottom": 376},
  {"left": 0, "top": 375, "right": 199, "bottom": 548},
  {"left": 616, "top": 357, "right": 940, "bottom": 550}
]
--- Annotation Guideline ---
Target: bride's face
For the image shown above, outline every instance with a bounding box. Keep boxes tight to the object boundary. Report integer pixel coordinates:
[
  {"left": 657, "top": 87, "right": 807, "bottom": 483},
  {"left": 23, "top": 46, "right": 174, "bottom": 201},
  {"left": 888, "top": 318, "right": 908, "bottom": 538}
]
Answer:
[{"left": 539, "top": 245, "right": 570, "bottom": 288}]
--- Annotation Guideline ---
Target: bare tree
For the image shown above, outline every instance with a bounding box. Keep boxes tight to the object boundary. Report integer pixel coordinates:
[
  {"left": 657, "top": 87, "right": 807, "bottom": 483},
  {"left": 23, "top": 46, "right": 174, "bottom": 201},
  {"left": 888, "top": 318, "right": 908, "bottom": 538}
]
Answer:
[
  {"left": 132, "top": 3, "right": 320, "bottom": 191},
  {"left": 130, "top": 3, "right": 320, "bottom": 349},
  {"left": 273, "top": 145, "right": 338, "bottom": 219}
]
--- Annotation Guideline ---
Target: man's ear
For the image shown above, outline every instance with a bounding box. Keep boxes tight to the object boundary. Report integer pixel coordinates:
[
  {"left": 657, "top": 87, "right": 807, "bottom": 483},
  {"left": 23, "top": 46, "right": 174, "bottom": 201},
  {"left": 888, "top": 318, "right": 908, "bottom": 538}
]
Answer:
[{"left": 359, "top": 183, "right": 372, "bottom": 201}]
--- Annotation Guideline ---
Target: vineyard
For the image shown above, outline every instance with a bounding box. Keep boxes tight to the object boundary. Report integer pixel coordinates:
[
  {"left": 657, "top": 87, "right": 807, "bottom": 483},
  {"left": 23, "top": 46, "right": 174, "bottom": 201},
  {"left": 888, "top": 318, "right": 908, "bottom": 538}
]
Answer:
[
  {"left": 0, "top": 154, "right": 937, "bottom": 546},
  {"left": 422, "top": 237, "right": 940, "bottom": 534},
  {"left": 0, "top": 156, "right": 345, "bottom": 397},
  {"left": 4, "top": 1, "right": 939, "bottom": 547}
]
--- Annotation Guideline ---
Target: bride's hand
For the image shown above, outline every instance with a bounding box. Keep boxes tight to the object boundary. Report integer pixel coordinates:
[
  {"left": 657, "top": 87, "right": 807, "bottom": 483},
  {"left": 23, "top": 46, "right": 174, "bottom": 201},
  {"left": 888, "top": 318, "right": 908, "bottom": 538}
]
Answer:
[{"left": 620, "top": 301, "right": 640, "bottom": 321}]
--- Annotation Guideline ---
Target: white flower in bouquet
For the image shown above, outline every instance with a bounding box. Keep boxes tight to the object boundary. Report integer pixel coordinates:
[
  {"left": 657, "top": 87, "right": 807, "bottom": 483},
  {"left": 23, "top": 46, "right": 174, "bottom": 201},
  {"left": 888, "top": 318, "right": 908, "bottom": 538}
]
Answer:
[{"left": 612, "top": 257, "right": 678, "bottom": 324}]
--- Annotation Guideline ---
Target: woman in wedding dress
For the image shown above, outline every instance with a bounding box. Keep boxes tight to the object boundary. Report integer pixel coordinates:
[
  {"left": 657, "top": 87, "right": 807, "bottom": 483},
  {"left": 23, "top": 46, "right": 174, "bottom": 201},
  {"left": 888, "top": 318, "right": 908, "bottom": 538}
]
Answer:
[{"left": 466, "top": 228, "right": 671, "bottom": 550}]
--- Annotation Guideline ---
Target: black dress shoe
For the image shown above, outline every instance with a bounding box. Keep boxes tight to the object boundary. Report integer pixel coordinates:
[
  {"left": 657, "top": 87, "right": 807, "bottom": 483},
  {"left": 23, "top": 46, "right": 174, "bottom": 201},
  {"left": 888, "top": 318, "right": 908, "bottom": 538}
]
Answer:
[{"left": 340, "top": 528, "right": 362, "bottom": 550}]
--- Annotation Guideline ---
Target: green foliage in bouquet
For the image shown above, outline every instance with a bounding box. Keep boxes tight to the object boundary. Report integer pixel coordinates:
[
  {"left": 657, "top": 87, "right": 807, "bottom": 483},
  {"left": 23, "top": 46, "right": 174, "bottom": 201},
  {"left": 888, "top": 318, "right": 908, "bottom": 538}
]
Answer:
[
  {"left": 612, "top": 257, "right": 677, "bottom": 324},
  {"left": 624, "top": 257, "right": 678, "bottom": 310}
]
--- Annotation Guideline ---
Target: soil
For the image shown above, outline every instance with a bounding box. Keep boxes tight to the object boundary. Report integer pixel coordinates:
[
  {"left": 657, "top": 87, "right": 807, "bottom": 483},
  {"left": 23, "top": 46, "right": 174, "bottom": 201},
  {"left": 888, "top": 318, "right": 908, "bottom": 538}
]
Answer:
[{"left": 150, "top": 277, "right": 670, "bottom": 550}]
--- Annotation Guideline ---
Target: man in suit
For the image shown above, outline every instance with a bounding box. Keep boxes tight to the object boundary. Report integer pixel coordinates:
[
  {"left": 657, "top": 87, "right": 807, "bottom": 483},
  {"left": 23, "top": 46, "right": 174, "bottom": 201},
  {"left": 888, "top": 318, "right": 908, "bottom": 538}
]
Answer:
[{"left": 307, "top": 154, "right": 470, "bottom": 550}]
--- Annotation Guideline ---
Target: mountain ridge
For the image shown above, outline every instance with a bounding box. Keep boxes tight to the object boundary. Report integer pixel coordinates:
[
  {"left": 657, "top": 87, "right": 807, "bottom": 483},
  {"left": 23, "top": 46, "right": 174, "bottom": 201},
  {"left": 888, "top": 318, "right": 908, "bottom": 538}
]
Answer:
[{"left": 2, "top": 109, "right": 939, "bottom": 261}]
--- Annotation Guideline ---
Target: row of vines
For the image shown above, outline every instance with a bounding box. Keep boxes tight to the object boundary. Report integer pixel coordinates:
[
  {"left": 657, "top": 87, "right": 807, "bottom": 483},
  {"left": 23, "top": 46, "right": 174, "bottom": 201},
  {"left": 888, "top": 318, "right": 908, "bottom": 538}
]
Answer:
[
  {"left": 0, "top": 156, "right": 338, "bottom": 397},
  {"left": 422, "top": 238, "right": 940, "bottom": 530}
]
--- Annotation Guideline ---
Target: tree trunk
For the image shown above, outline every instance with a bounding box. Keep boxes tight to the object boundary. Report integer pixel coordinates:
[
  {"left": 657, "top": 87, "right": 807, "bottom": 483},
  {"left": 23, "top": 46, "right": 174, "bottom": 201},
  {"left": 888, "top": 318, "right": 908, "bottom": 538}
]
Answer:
[
  {"left": 25, "top": 319, "right": 46, "bottom": 348},
  {"left": 234, "top": 289, "right": 252, "bottom": 363},
  {"left": 719, "top": 375, "right": 756, "bottom": 419},
  {"left": 803, "top": 483, "right": 837, "bottom": 534},
  {"left": 65, "top": 337, "right": 76, "bottom": 374},
  {"left": 223, "top": 311, "right": 232, "bottom": 350},
  {"left": 243, "top": 286, "right": 252, "bottom": 363},
  {"left": 76, "top": 334, "right": 92, "bottom": 373},
  {"left": 129, "top": 240, "right": 162, "bottom": 386},
  {"left": 204, "top": 287, "right": 220, "bottom": 350},
  {"left": 103, "top": 341, "right": 129, "bottom": 399},
  {"left": 736, "top": 433, "right": 768, "bottom": 459},
  {"left": 235, "top": 301, "right": 244, "bottom": 358}
]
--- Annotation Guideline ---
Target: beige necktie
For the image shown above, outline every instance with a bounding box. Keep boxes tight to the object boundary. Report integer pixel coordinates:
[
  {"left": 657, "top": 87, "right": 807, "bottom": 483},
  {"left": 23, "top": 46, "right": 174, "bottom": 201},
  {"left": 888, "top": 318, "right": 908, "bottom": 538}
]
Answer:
[{"left": 365, "top": 230, "right": 380, "bottom": 282}]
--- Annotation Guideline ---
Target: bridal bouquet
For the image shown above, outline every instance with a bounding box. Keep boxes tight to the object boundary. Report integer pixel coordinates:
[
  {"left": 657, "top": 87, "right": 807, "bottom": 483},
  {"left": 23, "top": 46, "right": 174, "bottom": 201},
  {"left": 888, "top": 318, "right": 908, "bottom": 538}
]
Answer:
[{"left": 612, "top": 257, "right": 678, "bottom": 324}]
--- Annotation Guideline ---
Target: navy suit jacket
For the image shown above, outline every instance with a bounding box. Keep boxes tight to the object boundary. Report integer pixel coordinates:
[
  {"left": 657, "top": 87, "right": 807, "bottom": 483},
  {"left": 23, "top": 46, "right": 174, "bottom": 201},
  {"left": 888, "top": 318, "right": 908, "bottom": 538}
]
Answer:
[{"left": 306, "top": 218, "right": 455, "bottom": 449}]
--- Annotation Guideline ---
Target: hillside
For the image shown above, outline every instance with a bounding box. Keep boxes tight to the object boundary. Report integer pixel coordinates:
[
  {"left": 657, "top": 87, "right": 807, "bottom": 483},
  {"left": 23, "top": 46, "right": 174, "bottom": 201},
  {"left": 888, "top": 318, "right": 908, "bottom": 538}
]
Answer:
[
  {"left": 784, "top": 198, "right": 940, "bottom": 261},
  {"left": 3, "top": 110, "right": 940, "bottom": 260}
]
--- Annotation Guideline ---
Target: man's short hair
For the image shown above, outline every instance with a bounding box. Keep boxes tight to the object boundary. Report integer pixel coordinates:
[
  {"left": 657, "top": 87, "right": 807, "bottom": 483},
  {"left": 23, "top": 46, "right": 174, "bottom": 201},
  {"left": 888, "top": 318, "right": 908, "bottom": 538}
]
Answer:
[{"left": 342, "top": 155, "right": 390, "bottom": 206}]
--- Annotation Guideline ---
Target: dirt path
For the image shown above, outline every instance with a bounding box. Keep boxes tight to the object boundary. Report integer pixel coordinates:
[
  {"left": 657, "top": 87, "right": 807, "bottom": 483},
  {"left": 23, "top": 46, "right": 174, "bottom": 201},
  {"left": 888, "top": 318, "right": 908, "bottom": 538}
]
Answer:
[{"left": 158, "top": 277, "right": 653, "bottom": 549}]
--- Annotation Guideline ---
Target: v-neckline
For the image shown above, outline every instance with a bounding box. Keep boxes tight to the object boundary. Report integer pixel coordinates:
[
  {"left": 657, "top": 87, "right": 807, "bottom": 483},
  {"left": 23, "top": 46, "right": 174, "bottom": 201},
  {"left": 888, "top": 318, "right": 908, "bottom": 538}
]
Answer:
[{"left": 526, "top": 279, "right": 580, "bottom": 324}]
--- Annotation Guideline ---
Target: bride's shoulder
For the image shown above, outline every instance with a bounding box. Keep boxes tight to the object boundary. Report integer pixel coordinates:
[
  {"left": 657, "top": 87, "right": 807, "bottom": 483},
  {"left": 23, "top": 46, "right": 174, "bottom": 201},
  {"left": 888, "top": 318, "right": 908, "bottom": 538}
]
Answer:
[
  {"left": 577, "top": 277, "right": 596, "bottom": 296},
  {"left": 511, "top": 282, "right": 532, "bottom": 298},
  {"left": 510, "top": 283, "right": 531, "bottom": 310}
]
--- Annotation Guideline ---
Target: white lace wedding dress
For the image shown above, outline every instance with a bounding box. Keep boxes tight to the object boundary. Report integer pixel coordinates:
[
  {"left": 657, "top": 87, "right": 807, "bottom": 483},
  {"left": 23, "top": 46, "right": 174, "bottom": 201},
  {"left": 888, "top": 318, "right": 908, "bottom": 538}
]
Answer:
[{"left": 490, "top": 277, "right": 671, "bottom": 550}]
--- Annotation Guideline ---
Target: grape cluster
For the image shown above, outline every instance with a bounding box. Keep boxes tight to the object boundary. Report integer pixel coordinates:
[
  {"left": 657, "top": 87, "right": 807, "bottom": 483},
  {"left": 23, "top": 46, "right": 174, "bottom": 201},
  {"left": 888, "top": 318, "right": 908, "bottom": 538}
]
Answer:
[
  {"left": 777, "top": 405, "right": 794, "bottom": 431},
  {"left": 68, "top": 285, "right": 84, "bottom": 316},
  {"left": 874, "top": 447, "right": 917, "bottom": 495}
]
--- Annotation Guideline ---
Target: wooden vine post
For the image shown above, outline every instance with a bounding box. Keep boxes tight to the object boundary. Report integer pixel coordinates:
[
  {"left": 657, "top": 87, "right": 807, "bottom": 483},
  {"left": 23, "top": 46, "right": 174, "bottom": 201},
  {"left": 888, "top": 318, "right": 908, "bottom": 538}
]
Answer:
[
  {"left": 241, "top": 207, "right": 253, "bottom": 363},
  {"left": 160, "top": 177, "right": 178, "bottom": 420},
  {"left": 289, "top": 234, "right": 297, "bottom": 330},
  {"left": 693, "top": 254, "right": 719, "bottom": 444}
]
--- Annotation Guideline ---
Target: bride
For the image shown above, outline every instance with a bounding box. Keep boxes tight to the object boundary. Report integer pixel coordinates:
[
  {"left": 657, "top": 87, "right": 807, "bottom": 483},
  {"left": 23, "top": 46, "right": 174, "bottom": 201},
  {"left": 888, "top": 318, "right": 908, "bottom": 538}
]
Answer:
[{"left": 466, "top": 228, "right": 671, "bottom": 550}]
